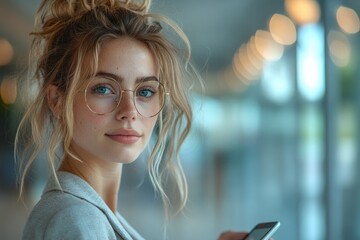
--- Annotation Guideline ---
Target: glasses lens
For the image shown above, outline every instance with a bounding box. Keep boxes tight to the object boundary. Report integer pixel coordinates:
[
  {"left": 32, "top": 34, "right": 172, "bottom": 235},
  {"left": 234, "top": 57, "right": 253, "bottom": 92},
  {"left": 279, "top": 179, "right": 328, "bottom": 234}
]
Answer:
[
  {"left": 85, "top": 77, "right": 166, "bottom": 117},
  {"left": 134, "top": 80, "right": 165, "bottom": 118},
  {"left": 85, "top": 77, "right": 120, "bottom": 115}
]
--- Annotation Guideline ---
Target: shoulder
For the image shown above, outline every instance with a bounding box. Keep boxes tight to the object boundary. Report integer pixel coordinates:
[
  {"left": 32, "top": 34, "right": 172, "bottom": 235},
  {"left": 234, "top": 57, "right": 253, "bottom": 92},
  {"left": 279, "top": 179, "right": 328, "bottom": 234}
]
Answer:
[{"left": 23, "top": 191, "right": 115, "bottom": 240}]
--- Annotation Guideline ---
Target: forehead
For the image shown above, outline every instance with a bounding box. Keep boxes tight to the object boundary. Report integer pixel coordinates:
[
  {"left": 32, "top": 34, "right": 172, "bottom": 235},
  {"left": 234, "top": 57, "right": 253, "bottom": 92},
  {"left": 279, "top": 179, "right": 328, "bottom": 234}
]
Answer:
[
  {"left": 76, "top": 37, "right": 158, "bottom": 91},
  {"left": 97, "top": 37, "right": 158, "bottom": 75}
]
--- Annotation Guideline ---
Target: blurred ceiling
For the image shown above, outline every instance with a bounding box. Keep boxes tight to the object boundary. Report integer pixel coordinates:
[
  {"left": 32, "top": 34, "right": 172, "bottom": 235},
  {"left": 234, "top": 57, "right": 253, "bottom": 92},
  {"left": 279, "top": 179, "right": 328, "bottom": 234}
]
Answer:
[
  {"left": 0, "top": 0, "right": 285, "bottom": 71},
  {"left": 1, "top": 0, "right": 360, "bottom": 90}
]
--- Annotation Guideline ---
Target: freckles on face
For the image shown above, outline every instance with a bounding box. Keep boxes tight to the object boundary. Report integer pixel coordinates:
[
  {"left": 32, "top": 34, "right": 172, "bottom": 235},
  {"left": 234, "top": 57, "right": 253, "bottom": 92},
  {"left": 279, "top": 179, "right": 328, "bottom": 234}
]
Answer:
[
  {"left": 72, "top": 94, "right": 105, "bottom": 145},
  {"left": 70, "top": 37, "right": 159, "bottom": 164}
]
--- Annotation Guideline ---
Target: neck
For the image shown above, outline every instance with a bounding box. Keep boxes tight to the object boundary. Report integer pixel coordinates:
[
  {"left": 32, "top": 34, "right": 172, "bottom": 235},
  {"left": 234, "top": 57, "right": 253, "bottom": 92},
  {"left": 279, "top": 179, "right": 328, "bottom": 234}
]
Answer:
[{"left": 59, "top": 156, "right": 123, "bottom": 213}]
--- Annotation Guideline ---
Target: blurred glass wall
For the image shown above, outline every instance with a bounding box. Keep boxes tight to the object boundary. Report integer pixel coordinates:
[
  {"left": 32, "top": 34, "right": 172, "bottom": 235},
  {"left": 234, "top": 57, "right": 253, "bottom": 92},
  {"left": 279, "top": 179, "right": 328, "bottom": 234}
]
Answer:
[{"left": 1, "top": 0, "right": 360, "bottom": 239}]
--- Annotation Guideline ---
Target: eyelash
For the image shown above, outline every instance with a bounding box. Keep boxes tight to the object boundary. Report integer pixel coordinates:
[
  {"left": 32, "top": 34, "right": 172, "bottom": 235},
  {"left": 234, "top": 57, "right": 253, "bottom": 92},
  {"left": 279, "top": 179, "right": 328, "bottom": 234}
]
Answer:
[{"left": 92, "top": 84, "right": 116, "bottom": 95}]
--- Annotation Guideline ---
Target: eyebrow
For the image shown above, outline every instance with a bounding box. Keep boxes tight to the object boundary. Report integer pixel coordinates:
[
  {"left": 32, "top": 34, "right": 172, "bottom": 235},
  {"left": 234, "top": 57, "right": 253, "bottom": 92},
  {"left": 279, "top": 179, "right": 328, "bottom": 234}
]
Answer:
[{"left": 95, "top": 71, "right": 159, "bottom": 84}]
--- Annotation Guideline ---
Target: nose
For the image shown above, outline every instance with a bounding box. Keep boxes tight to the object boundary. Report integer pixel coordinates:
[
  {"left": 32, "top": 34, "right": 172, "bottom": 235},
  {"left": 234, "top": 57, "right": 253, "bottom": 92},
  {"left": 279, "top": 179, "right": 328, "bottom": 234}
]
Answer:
[{"left": 115, "top": 90, "right": 137, "bottom": 120}]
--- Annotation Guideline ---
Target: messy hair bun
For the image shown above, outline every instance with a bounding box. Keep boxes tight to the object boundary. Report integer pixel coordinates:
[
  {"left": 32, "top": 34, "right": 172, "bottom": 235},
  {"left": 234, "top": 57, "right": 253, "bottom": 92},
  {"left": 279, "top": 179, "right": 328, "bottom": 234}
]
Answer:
[
  {"left": 34, "top": 0, "right": 152, "bottom": 47},
  {"left": 38, "top": 0, "right": 151, "bottom": 22}
]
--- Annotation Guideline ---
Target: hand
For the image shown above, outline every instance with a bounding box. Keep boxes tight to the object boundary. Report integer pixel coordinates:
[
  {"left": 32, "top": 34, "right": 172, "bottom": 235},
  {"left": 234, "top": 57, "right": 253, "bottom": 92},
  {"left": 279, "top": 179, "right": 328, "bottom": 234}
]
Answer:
[{"left": 218, "top": 231, "right": 247, "bottom": 240}]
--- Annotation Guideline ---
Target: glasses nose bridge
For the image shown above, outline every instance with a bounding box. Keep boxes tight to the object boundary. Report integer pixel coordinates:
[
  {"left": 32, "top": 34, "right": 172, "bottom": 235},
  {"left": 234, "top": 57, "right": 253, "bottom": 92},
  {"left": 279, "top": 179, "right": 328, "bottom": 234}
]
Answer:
[
  {"left": 117, "top": 89, "right": 136, "bottom": 107},
  {"left": 121, "top": 88, "right": 135, "bottom": 94},
  {"left": 119, "top": 88, "right": 136, "bottom": 99}
]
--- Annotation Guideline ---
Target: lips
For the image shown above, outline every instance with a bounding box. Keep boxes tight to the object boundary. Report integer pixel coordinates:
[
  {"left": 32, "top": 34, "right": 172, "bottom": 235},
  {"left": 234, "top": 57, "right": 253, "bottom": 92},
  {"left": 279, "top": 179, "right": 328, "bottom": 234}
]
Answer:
[{"left": 105, "top": 129, "right": 141, "bottom": 144}]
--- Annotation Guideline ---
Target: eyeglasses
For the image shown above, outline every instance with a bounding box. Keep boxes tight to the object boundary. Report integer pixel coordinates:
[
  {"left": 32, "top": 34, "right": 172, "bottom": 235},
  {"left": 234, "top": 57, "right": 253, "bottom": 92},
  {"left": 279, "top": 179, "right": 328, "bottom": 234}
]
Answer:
[{"left": 84, "top": 76, "right": 168, "bottom": 118}]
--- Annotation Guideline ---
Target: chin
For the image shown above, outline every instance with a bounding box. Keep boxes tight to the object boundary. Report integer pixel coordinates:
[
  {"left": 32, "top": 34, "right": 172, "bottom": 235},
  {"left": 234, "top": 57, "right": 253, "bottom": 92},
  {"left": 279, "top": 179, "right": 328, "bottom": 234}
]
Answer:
[
  {"left": 112, "top": 151, "right": 142, "bottom": 164},
  {"left": 117, "top": 157, "right": 138, "bottom": 164}
]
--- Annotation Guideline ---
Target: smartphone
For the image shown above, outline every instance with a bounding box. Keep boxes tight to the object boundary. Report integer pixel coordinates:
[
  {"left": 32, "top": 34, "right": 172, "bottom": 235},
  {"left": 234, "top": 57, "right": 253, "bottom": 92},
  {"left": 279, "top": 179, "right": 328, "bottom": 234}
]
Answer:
[{"left": 241, "top": 221, "right": 280, "bottom": 240}]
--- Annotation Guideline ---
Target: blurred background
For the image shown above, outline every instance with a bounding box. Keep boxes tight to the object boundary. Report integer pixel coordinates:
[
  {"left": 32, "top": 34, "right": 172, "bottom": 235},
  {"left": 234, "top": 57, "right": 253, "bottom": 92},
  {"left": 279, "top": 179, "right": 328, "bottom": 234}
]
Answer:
[{"left": 1, "top": 0, "right": 360, "bottom": 239}]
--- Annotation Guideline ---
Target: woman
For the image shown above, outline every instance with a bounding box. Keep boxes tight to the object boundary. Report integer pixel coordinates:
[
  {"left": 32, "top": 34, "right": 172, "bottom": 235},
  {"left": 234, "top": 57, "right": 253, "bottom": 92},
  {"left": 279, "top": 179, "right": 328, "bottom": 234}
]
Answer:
[{"left": 15, "top": 0, "right": 246, "bottom": 239}]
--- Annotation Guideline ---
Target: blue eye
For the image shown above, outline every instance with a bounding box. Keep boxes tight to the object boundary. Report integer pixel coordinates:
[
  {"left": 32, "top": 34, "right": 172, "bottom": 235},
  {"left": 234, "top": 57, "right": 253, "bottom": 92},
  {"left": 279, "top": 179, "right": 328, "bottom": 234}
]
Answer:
[
  {"left": 95, "top": 86, "right": 111, "bottom": 94},
  {"left": 138, "top": 89, "right": 155, "bottom": 97},
  {"left": 91, "top": 84, "right": 115, "bottom": 95}
]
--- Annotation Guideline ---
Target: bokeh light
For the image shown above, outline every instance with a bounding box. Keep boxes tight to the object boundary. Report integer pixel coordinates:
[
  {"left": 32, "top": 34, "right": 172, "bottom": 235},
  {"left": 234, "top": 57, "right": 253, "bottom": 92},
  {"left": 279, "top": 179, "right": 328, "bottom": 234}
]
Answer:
[
  {"left": 269, "top": 13, "right": 297, "bottom": 45},
  {"left": 336, "top": 6, "right": 360, "bottom": 34},
  {"left": 285, "top": 0, "right": 320, "bottom": 25},
  {"left": 328, "top": 30, "right": 351, "bottom": 67},
  {"left": 254, "top": 30, "right": 284, "bottom": 61},
  {"left": 0, "top": 76, "right": 17, "bottom": 105},
  {"left": 0, "top": 38, "right": 14, "bottom": 66}
]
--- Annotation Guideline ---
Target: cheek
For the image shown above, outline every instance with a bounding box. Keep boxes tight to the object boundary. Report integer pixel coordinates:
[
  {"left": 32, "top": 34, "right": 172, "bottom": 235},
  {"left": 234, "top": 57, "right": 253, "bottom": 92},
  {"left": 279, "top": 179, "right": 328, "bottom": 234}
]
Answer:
[
  {"left": 145, "top": 117, "right": 158, "bottom": 135},
  {"left": 72, "top": 97, "right": 103, "bottom": 137},
  {"left": 75, "top": 114, "right": 99, "bottom": 134}
]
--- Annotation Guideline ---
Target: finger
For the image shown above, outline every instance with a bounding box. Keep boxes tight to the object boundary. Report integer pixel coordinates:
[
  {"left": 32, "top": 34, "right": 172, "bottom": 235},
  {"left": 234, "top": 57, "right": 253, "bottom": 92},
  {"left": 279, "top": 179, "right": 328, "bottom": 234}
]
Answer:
[{"left": 218, "top": 231, "right": 248, "bottom": 240}]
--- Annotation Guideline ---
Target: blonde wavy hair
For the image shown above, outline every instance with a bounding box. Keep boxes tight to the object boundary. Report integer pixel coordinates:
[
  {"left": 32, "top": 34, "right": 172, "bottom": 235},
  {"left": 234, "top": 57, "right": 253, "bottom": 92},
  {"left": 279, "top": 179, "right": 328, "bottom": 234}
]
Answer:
[{"left": 15, "top": 0, "right": 197, "bottom": 218}]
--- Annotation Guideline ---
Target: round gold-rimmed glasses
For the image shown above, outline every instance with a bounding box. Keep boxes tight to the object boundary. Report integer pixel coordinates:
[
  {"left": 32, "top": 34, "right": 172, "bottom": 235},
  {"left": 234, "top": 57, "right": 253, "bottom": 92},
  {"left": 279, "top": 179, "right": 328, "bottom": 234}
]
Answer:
[{"left": 84, "top": 76, "right": 168, "bottom": 118}]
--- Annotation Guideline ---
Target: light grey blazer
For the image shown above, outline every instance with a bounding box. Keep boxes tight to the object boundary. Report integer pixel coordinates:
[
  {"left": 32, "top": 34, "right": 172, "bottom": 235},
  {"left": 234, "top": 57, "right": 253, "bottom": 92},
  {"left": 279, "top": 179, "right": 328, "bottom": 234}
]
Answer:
[{"left": 22, "top": 171, "right": 145, "bottom": 240}]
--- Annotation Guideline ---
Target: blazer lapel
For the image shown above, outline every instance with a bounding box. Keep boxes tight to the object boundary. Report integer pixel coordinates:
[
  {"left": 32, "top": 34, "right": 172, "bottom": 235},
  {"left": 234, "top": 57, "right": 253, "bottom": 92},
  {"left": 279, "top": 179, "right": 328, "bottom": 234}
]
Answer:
[{"left": 43, "top": 171, "right": 134, "bottom": 240}]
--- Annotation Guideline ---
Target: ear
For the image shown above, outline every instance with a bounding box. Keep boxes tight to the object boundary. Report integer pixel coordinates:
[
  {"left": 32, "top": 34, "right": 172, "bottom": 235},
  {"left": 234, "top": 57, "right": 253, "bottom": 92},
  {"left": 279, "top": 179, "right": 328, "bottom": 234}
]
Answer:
[{"left": 46, "top": 85, "right": 62, "bottom": 118}]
